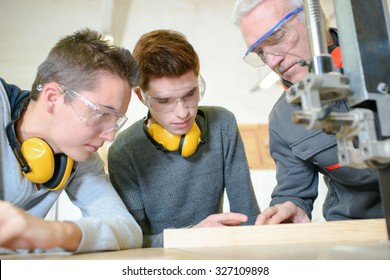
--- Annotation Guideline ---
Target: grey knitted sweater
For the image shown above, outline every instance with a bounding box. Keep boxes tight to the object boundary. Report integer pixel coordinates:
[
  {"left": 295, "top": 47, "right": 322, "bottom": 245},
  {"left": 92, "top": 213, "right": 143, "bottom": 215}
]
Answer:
[{"left": 108, "top": 106, "right": 260, "bottom": 247}]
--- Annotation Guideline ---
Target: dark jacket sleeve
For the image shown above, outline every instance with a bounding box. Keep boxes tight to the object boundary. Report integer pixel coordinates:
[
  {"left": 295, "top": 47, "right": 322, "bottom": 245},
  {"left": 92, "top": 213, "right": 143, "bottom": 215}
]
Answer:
[{"left": 0, "top": 78, "right": 30, "bottom": 115}]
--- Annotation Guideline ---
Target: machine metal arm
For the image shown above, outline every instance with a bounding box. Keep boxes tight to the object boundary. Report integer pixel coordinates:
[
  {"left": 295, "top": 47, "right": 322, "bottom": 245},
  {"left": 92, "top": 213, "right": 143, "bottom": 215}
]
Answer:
[{"left": 285, "top": 0, "right": 390, "bottom": 238}]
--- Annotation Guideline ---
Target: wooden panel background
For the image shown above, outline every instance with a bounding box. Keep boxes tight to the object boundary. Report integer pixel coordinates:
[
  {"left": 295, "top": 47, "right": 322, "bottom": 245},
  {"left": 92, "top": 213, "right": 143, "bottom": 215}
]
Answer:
[{"left": 238, "top": 124, "right": 275, "bottom": 170}]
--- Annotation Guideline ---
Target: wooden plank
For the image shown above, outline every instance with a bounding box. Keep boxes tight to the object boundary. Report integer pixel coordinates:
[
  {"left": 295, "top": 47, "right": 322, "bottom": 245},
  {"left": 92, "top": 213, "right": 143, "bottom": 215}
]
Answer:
[{"left": 164, "top": 219, "right": 387, "bottom": 248}]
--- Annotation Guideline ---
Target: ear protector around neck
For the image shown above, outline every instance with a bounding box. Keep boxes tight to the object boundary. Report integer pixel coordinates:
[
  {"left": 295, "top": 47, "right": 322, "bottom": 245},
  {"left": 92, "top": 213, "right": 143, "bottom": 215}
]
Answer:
[
  {"left": 143, "top": 109, "right": 207, "bottom": 157},
  {"left": 6, "top": 96, "right": 74, "bottom": 190}
]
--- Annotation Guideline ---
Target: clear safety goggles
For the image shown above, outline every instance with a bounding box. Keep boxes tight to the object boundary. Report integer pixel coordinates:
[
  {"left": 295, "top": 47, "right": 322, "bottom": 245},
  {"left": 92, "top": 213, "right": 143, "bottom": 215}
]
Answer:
[
  {"left": 140, "top": 75, "right": 206, "bottom": 113},
  {"left": 243, "top": 6, "right": 303, "bottom": 67}
]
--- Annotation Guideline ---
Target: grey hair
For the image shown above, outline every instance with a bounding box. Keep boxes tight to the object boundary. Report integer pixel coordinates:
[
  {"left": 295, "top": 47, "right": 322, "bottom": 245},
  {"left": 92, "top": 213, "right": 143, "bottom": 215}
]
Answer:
[{"left": 231, "top": 0, "right": 307, "bottom": 26}]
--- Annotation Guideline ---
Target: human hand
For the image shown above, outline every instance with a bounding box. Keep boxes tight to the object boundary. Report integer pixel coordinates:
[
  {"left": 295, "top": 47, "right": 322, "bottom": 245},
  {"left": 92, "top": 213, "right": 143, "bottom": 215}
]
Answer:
[
  {"left": 193, "top": 212, "right": 248, "bottom": 228},
  {"left": 0, "top": 200, "right": 81, "bottom": 251},
  {"left": 255, "top": 201, "right": 310, "bottom": 225}
]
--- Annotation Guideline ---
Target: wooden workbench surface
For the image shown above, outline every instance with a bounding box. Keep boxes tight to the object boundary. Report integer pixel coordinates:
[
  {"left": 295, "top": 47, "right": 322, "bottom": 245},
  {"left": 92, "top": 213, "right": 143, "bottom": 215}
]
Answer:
[{"left": 1, "top": 219, "right": 389, "bottom": 260}]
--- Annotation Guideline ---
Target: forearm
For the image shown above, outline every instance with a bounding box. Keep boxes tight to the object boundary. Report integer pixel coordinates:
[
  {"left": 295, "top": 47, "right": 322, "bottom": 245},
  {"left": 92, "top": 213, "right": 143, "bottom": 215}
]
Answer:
[
  {"left": 21, "top": 220, "right": 82, "bottom": 251},
  {"left": 52, "top": 221, "right": 82, "bottom": 251},
  {"left": 0, "top": 201, "right": 82, "bottom": 251}
]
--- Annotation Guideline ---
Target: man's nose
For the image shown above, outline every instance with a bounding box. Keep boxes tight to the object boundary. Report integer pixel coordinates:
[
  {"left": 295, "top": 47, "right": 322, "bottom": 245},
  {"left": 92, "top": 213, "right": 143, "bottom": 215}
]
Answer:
[
  {"left": 174, "top": 98, "right": 189, "bottom": 118},
  {"left": 100, "top": 130, "right": 116, "bottom": 142},
  {"left": 264, "top": 52, "right": 285, "bottom": 68}
]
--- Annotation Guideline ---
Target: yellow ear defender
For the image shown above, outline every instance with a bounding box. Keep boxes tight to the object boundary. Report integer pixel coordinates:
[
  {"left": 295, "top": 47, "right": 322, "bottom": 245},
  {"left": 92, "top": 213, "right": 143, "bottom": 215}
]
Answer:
[
  {"left": 143, "top": 109, "right": 207, "bottom": 157},
  {"left": 148, "top": 122, "right": 201, "bottom": 157},
  {"left": 6, "top": 97, "right": 74, "bottom": 191},
  {"left": 20, "top": 138, "right": 55, "bottom": 183},
  {"left": 20, "top": 138, "right": 74, "bottom": 190}
]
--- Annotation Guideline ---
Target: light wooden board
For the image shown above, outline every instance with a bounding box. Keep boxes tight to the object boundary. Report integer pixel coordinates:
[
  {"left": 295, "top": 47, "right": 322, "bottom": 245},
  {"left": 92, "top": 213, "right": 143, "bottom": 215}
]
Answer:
[{"left": 164, "top": 219, "right": 387, "bottom": 248}]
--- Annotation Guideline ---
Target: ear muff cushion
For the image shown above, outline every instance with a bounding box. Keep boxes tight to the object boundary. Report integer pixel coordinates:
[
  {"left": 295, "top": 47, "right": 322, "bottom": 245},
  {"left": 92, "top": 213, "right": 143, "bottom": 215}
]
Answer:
[
  {"left": 43, "top": 155, "right": 74, "bottom": 191},
  {"left": 20, "top": 138, "right": 55, "bottom": 183},
  {"left": 180, "top": 123, "right": 201, "bottom": 157}
]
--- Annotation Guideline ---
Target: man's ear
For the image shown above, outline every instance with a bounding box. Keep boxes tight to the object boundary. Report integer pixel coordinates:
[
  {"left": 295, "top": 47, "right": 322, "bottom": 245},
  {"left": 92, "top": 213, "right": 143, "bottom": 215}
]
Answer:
[
  {"left": 42, "top": 82, "right": 61, "bottom": 113},
  {"left": 134, "top": 87, "right": 146, "bottom": 105}
]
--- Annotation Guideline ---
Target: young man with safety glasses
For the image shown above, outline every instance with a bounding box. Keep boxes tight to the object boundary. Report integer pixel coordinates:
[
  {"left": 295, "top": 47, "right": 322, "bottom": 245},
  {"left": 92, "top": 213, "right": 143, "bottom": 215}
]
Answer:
[
  {"left": 108, "top": 29, "right": 260, "bottom": 248},
  {"left": 0, "top": 28, "right": 142, "bottom": 254},
  {"left": 232, "top": 0, "right": 381, "bottom": 224}
]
